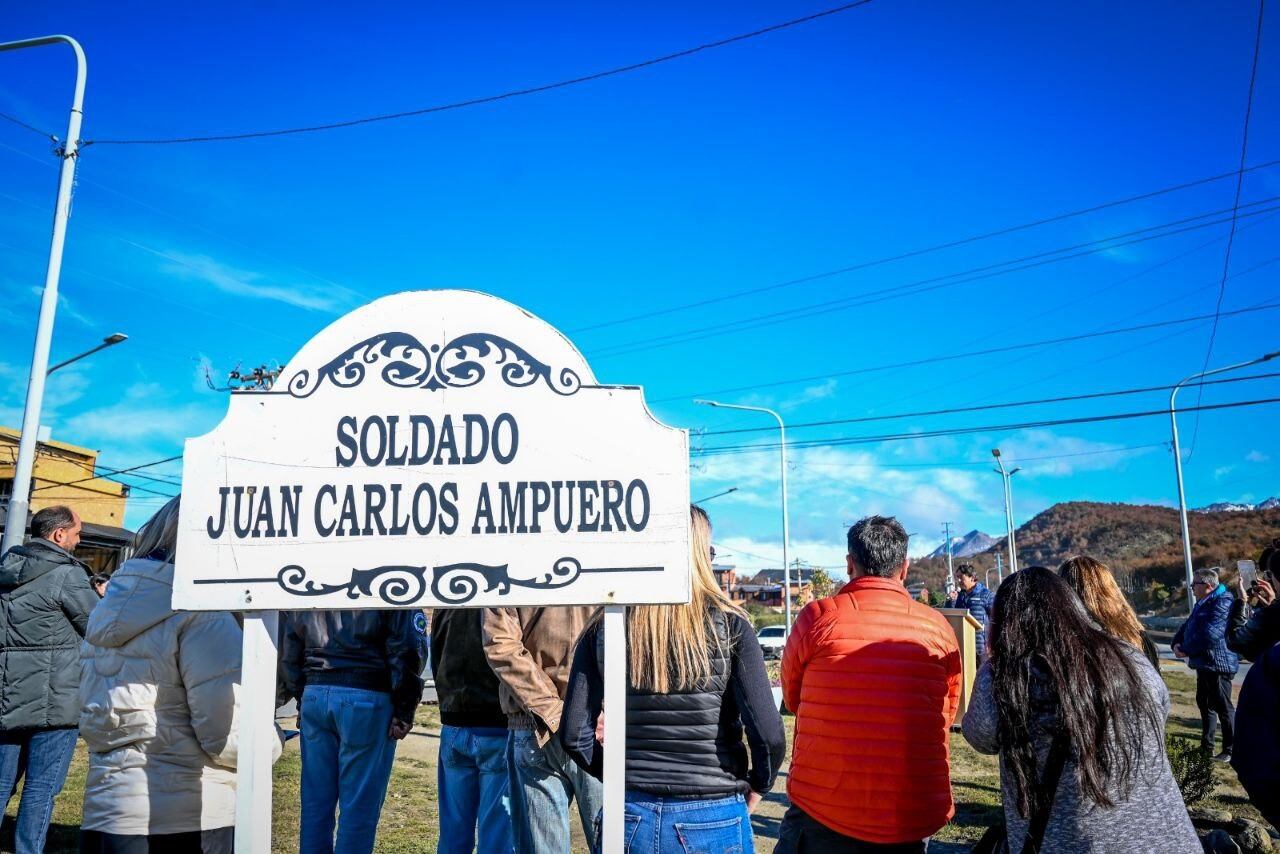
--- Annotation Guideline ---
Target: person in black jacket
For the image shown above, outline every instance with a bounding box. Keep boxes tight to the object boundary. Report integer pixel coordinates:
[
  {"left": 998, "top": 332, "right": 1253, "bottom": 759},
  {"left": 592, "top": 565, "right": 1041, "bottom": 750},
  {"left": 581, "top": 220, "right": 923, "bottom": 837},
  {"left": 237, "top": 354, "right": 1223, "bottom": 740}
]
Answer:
[
  {"left": 560, "top": 505, "right": 786, "bottom": 854},
  {"left": 279, "top": 609, "right": 426, "bottom": 854},
  {"left": 430, "top": 608, "right": 513, "bottom": 854},
  {"left": 1229, "top": 544, "right": 1280, "bottom": 829},
  {"left": 0, "top": 505, "right": 98, "bottom": 854}
]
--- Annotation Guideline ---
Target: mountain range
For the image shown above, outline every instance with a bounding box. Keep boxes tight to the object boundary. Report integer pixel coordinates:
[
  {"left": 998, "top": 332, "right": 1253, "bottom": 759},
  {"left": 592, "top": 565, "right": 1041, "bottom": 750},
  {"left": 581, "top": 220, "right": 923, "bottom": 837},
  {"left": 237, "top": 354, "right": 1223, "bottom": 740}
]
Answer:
[
  {"left": 927, "top": 529, "right": 999, "bottom": 559},
  {"left": 1195, "top": 497, "right": 1280, "bottom": 513},
  {"left": 909, "top": 500, "right": 1280, "bottom": 603}
]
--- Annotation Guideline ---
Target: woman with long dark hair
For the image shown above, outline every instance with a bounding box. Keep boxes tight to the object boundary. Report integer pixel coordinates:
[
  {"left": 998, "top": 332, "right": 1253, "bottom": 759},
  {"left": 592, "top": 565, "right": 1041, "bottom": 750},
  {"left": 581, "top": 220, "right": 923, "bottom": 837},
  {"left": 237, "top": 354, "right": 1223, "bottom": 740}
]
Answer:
[{"left": 962, "top": 567, "right": 1198, "bottom": 852}]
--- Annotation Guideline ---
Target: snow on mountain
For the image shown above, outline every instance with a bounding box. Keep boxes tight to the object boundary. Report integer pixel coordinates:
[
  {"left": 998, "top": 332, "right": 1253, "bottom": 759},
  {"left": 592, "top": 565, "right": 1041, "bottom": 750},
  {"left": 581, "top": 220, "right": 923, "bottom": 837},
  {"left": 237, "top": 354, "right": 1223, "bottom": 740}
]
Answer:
[
  {"left": 927, "top": 530, "right": 998, "bottom": 559},
  {"left": 1193, "top": 497, "right": 1280, "bottom": 513}
]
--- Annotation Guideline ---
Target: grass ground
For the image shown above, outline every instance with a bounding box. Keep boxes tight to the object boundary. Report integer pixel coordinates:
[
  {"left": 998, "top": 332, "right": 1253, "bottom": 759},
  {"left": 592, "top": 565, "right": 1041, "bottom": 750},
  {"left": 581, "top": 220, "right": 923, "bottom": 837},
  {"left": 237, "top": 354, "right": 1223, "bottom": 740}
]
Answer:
[{"left": 2, "top": 663, "right": 1264, "bottom": 852}]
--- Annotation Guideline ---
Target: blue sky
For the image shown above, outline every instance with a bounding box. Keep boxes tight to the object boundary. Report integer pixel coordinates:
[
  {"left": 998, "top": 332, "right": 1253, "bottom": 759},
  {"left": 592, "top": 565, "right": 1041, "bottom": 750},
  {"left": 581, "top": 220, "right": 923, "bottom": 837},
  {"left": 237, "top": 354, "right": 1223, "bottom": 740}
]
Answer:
[{"left": 1, "top": 1, "right": 1275, "bottom": 567}]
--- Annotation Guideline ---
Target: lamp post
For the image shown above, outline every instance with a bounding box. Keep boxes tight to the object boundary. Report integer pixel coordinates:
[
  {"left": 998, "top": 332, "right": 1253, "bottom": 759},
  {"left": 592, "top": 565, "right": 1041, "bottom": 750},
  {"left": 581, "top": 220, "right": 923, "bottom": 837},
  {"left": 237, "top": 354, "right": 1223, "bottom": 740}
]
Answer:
[
  {"left": 48, "top": 333, "right": 127, "bottom": 375},
  {"left": 1170, "top": 350, "right": 1279, "bottom": 615},
  {"left": 992, "top": 449, "right": 1020, "bottom": 575},
  {"left": 693, "top": 486, "right": 739, "bottom": 505},
  {"left": 696, "top": 400, "right": 792, "bottom": 634},
  {"left": 0, "top": 35, "right": 87, "bottom": 557}
]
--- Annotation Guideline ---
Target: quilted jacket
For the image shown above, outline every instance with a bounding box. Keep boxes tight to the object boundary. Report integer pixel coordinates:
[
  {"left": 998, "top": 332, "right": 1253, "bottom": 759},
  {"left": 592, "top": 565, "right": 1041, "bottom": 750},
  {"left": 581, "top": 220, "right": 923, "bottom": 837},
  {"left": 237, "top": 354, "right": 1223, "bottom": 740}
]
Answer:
[
  {"left": 782, "top": 576, "right": 963, "bottom": 844},
  {"left": 0, "top": 538, "right": 99, "bottom": 730},
  {"left": 951, "top": 582, "right": 995, "bottom": 655},
  {"left": 79, "top": 557, "right": 280, "bottom": 835},
  {"left": 1173, "top": 585, "right": 1240, "bottom": 675}
]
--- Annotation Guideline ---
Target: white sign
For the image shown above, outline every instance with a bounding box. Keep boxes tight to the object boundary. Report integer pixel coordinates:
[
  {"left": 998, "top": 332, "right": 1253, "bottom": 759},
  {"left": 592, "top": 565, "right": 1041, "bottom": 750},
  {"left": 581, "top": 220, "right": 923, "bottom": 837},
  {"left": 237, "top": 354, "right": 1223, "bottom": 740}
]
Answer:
[{"left": 174, "top": 289, "right": 691, "bottom": 611}]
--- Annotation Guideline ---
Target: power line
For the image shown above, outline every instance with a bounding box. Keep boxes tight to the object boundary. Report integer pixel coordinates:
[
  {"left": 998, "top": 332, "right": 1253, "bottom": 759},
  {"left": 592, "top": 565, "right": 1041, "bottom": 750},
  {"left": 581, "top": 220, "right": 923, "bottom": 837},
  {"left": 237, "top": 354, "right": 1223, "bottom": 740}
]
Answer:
[
  {"left": 1190, "top": 0, "right": 1268, "bottom": 456},
  {"left": 78, "top": 1, "right": 877, "bottom": 147},
  {"left": 0, "top": 111, "right": 54, "bottom": 140},
  {"left": 654, "top": 300, "right": 1280, "bottom": 403},
  {"left": 701, "top": 371, "right": 1280, "bottom": 436},
  {"left": 695, "top": 396, "right": 1280, "bottom": 457},
  {"left": 790, "top": 442, "right": 1167, "bottom": 469},
  {"left": 101, "top": 476, "right": 178, "bottom": 499},
  {"left": 589, "top": 200, "right": 1280, "bottom": 359},
  {"left": 31, "top": 455, "right": 183, "bottom": 492},
  {"left": 571, "top": 157, "right": 1280, "bottom": 335}
]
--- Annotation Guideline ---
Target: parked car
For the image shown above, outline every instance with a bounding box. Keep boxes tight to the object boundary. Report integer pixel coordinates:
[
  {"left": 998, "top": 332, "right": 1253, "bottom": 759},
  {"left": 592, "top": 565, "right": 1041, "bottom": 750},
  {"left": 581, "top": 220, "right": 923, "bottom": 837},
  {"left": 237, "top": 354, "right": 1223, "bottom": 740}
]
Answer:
[{"left": 758, "top": 624, "right": 786, "bottom": 659}]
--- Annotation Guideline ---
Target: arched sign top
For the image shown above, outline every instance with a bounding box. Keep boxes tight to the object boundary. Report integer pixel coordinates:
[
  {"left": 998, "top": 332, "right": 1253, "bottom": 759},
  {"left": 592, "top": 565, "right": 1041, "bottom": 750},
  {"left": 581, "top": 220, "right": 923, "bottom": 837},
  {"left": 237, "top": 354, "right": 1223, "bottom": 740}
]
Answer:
[
  {"left": 173, "top": 289, "right": 691, "bottom": 612},
  {"left": 277, "top": 290, "right": 598, "bottom": 402}
]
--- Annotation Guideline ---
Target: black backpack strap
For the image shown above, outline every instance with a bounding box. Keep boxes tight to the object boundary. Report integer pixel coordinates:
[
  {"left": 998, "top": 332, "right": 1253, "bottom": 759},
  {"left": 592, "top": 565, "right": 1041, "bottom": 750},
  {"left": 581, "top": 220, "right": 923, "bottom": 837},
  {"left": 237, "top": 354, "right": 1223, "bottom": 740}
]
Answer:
[{"left": 1021, "top": 732, "right": 1071, "bottom": 854}]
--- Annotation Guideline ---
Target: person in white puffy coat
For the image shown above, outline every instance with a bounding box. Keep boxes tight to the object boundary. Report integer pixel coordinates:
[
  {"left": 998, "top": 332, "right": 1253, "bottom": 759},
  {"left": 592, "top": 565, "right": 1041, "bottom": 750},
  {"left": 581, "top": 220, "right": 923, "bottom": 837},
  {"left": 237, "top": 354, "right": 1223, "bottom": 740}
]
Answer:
[{"left": 77, "top": 497, "right": 280, "bottom": 853}]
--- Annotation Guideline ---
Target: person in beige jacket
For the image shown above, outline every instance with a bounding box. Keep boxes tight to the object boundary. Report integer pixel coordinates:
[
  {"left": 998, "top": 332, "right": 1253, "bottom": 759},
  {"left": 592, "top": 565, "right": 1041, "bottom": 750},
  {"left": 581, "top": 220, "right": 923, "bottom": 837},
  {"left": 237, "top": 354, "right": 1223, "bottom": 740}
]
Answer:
[
  {"left": 78, "top": 497, "right": 281, "bottom": 853},
  {"left": 483, "top": 606, "right": 601, "bottom": 854}
]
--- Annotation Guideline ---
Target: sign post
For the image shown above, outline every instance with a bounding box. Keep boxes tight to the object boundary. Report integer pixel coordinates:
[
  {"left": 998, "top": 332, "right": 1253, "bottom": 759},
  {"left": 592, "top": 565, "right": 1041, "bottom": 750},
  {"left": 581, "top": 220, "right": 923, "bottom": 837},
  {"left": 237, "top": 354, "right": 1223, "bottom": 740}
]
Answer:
[{"left": 173, "top": 290, "right": 691, "bottom": 852}]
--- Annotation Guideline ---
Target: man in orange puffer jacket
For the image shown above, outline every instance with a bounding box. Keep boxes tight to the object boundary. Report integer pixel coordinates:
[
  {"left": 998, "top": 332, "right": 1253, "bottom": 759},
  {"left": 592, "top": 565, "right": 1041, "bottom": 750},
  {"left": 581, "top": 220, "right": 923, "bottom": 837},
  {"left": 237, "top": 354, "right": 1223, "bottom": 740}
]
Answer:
[{"left": 778, "top": 515, "right": 962, "bottom": 852}]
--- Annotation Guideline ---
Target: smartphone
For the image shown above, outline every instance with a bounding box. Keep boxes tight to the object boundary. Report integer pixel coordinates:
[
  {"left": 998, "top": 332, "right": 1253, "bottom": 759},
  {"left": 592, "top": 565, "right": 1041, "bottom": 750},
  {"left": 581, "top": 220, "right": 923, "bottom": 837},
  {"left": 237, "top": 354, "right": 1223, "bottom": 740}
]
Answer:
[{"left": 1240, "top": 563, "right": 1258, "bottom": 591}]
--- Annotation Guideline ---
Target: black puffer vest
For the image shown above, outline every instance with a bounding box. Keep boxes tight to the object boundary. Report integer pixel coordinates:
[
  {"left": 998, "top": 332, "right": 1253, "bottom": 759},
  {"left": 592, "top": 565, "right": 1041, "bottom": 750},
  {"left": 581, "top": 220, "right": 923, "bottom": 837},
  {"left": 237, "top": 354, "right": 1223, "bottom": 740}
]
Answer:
[{"left": 597, "top": 609, "right": 749, "bottom": 797}]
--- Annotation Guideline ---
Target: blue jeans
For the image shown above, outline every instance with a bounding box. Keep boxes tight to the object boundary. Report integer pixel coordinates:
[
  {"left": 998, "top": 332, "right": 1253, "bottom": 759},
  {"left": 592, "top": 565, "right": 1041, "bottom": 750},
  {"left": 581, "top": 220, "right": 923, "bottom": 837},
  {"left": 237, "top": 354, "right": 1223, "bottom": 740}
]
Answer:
[
  {"left": 598, "top": 792, "right": 753, "bottom": 854},
  {"left": 508, "top": 729, "right": 603, "bottom": 854},
  {"left": 299, "top": 685, "right": 398, "bottom": 854},
  {"left": 437, "top": 725, "right": 512, "bottom": 853},
  {"left": 0, "top": 727, "right": 78, "bottom": 854}
]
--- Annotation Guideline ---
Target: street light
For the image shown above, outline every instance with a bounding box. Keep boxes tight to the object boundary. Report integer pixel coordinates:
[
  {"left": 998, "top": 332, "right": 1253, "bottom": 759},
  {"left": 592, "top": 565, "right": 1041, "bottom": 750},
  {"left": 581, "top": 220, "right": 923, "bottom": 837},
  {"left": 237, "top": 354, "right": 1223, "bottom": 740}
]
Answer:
[
  {"left": 1170, "top": 349, "right": 1279, "bottom": 615},
  {"left": 992, "top": 449, "right": 1020, "bottom": 575},
  {"left": 48, "top": 333, "right": 128, "bottom": 375},
  {"left": 693, "top": 487, "right": 739, "bottom": 505},
  {"left": 696, "top": 400, "right": 793, "bottom": 635},
  {"left": 0, "top": 34, "right": 88, "bottom": 557}
]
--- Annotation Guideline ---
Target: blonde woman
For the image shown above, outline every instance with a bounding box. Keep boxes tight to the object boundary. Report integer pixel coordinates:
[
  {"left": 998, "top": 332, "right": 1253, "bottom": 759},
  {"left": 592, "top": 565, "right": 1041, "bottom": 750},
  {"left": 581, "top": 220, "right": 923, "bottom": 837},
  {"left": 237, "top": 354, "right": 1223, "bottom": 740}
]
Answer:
[
  {"left": 1058, "top": 555, "right": 1159, "bottom": 668},
  {"left": 560, "top": 505, "right": 786, "bottom": 853},
  {"left": 78, "top": 497, "right": 280, "bottom": 853}
]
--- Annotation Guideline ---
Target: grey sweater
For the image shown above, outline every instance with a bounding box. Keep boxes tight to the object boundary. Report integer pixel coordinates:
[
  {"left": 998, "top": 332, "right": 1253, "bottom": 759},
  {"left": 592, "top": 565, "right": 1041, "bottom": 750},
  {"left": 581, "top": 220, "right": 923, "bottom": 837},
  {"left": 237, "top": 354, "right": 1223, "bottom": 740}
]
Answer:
[{"left": 962, "top": 646, "right": 1200, "bottom": 853}]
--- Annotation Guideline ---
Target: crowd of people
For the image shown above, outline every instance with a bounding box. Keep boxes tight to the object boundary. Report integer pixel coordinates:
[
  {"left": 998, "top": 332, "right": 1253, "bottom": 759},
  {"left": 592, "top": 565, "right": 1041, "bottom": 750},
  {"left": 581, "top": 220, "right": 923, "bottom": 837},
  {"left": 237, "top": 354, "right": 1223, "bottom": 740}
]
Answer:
[{"left": 0, "top": 496, "right": 1277, "bottom": 853}]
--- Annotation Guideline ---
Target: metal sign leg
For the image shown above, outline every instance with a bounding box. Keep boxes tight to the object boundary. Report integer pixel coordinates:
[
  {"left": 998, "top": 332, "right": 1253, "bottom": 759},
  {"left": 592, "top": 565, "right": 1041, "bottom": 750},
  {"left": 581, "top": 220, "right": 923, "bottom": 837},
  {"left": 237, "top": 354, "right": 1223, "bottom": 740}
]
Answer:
[
  {"left": 601, "top": 605, "right": 627, "bottom": 854},
  {"left": 235, "top": 611, "right": 279, "bottom": 853}
]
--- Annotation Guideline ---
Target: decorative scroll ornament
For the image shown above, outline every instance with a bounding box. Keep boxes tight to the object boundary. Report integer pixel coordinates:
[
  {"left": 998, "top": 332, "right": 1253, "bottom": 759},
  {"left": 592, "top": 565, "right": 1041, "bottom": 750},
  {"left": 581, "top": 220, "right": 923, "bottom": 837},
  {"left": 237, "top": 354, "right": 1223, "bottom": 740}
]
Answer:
[
  {"left": 431, "top": 557, "right": 583, "bottom": 605},
  {"left": 286, "top": 331, "right": 581, "bottom": 398},
  {"left": 276, "top": 557, "right": 584, "bottom": 606}
]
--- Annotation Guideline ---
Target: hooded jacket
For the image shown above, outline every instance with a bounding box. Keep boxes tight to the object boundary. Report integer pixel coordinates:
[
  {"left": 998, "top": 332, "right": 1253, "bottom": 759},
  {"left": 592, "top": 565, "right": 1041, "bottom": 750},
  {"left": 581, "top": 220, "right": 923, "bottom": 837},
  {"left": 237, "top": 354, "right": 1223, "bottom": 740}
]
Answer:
[
  {"left": 0, "top": 538, "right": 99, "bottom": 730},
  {"left": 79, "top": 557, "right": 278, "bottom": 835},
  {"left": 1173, "top": 584, "right": 1240, "bottom": 675}
]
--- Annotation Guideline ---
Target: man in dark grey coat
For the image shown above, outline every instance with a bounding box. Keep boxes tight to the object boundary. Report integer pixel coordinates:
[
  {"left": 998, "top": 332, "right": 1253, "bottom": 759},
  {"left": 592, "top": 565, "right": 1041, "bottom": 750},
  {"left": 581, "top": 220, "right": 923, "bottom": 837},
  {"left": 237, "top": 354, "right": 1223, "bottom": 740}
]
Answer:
[{"left": 0, "top": 505, "right": 99, "bottom": 853}]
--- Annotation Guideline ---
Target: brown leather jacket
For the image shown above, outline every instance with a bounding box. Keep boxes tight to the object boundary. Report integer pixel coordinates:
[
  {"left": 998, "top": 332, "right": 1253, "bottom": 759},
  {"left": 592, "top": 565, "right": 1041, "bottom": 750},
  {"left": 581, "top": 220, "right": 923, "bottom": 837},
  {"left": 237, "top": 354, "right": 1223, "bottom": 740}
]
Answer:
[{"left": 482, "top": 606, "right": 596, "bottom": 744}]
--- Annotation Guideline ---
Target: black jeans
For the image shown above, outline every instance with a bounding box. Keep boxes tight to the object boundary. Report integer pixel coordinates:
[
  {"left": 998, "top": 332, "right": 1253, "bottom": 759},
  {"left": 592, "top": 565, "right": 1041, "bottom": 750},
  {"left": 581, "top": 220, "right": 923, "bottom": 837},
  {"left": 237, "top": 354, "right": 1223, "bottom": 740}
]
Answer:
[
  {"left": 80, "top": 827, "right": 233, "bottom": 854},
  {"left": 1195, "top": 669, "right": 1235, "bottom": 752},
  {"left": 776, "top": 805, "right": 928, "bottom": 853}
]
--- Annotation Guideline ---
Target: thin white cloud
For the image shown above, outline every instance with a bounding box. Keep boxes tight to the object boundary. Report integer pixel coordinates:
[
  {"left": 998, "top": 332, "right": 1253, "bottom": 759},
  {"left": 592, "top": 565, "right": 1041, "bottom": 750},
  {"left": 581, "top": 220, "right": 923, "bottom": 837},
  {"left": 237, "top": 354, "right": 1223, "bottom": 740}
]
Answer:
[
  {"left": 1246, "top": 450, "right": 1270, "bottom": 463},
  {"left": 157, "top": 249, "right": 351, "bottom": 313},
  {"left": 62, "top": 382, "right": 220, "bottom": 445}
]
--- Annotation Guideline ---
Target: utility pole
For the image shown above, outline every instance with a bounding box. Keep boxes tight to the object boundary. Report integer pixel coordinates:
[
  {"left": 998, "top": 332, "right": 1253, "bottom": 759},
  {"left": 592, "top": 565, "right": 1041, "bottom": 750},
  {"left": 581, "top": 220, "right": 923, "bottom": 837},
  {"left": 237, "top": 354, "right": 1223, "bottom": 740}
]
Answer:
[
  {"left": 995, "top": 552, "right": 1003, "bottom": 585},
  {"left": 992, "top": 449, "right": 1020, "bottom": 575},
  {"left": 942, "top": 522, "right": 955, "bottom": 597},
  {"left": 0, "top": 35, "right": 87, "bottom": 556},
  {"left": 696, "top": 400, "right": 792, "bottom": 635},
  {"left": 1169, "top": 350, "right": 1278, "bottom": 615}
]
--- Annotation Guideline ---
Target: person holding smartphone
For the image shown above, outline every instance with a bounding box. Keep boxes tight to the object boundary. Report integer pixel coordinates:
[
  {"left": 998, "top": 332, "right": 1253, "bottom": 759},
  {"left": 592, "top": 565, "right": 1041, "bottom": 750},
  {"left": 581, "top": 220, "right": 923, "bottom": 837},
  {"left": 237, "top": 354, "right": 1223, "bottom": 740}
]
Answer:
[
  {"left": 1229, "top": 546, "right": 1279, "bottom": 662},
  {"left": 1229, "top": 543, "right": 1280, "bottom": 832}
]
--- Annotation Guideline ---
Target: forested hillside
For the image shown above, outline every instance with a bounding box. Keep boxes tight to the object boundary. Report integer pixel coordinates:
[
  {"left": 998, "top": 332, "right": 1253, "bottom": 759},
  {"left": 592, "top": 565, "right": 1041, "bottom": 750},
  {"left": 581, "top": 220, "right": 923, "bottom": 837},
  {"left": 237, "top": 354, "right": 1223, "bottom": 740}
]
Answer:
[{"left": 908, "top": 502, "right": 1280, "bottom": 611}]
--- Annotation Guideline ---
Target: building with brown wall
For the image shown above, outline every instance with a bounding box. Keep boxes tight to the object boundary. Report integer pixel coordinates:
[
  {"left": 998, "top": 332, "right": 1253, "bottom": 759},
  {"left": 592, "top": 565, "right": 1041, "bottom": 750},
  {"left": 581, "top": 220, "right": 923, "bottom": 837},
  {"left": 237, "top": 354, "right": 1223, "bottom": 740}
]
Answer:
[{"left": 0, "top": 427, "right": 133, "bottom": 575}]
